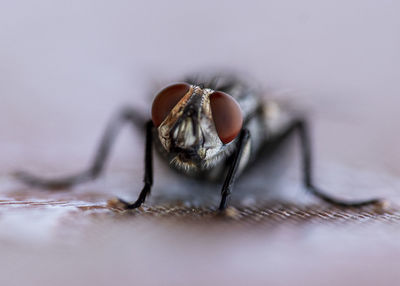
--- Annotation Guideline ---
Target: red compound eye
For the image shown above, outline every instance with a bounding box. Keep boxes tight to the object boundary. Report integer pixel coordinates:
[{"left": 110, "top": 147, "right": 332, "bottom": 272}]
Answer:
[
  {"left": 210, "top": 91, "right": 243, "bottom": 144},
  {"left": 151, "top": 83, "right": 190, "bottom": 127}
]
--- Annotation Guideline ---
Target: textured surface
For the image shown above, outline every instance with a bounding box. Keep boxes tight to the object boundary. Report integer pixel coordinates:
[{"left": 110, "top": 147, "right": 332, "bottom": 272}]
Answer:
[
  {"left": 1, "top": 197, "right": 398, "bottom": 225},
  {"left": 1, "top": 187, "right": 400, "bottom": 286},
  {"left": 1, "top": 0, "right": 400, "bottom": 285}
]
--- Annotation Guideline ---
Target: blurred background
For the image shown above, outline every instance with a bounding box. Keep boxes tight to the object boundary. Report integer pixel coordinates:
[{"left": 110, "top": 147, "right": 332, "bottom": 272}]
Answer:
[{"left": 0, "top": 1, "right": 400, "bottom": 285}]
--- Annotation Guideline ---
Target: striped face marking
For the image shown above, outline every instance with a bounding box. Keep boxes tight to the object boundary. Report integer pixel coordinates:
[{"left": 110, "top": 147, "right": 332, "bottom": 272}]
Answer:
[{"left": 151, "top": 83, "right": 191, "bottom": 127}]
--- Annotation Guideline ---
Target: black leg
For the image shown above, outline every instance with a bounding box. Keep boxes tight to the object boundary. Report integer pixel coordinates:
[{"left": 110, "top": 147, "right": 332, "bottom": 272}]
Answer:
[
  {"left": 109, "top": 120, "right": 154, "bottom": 209},
  {"left": 14, "top": 107, "right": 147, "bottom": 190},
  {"left": 279, "top": 119, "right": 382, "bottom": 207},
  {"left": 218, "top": 129, "right": 250, "bottom": 211}
]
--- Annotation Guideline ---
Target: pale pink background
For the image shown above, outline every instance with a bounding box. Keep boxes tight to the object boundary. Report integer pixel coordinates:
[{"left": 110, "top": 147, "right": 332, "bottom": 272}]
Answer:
[{"left": 0, "top": 1, "right": 400, "bottom": 285}]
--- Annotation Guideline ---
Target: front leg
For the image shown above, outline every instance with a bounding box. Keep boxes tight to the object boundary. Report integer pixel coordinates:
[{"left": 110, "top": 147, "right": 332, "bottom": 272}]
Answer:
[
  {"left": 108, "top": 120, "right": 154, "bottom": 210},
  {"left": 219, "top": 129, "right": 251, "bottom": 211}
]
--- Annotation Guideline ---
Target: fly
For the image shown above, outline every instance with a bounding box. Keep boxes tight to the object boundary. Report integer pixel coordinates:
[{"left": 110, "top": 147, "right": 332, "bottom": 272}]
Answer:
[{"left": 14, "top": 73, "right": 383, "bottom": 211}]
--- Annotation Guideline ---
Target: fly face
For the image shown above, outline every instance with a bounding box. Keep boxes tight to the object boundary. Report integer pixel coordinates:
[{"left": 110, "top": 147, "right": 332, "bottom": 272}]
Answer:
[{"left": 151, "top": 83, "right": 243, "bottom": 171}]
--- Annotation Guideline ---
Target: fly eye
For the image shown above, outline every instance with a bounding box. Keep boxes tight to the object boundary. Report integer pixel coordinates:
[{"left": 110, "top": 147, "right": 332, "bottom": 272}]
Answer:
[
  {"left": 151, "top": 83, "right": 191, "bottom": 127},
  {"left": 210, "top": 91, "right": 243, "bottom": 144}
]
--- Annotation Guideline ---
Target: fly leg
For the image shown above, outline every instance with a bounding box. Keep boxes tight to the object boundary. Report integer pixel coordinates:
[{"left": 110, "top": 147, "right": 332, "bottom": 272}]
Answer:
[
  {"left": 108, "top": 120, "right": 153, "bottom": 210},
  {"left": 14, "top": 107, "right": 148, "bottom": 190},
  {"left": 278, "top": 119, "right": 382, "bottom": 207},
  {"left": 219, "top": 129, "right": 251, "bottom": 211}
]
